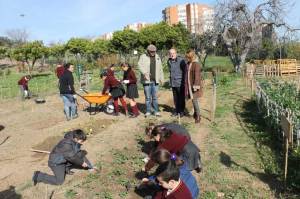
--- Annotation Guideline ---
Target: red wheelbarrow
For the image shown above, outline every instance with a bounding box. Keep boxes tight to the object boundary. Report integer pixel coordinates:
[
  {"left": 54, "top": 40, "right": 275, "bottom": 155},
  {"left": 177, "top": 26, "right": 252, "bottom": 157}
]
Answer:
[{"left": 76, "top": 90, "right": 114, "bottom": 115}]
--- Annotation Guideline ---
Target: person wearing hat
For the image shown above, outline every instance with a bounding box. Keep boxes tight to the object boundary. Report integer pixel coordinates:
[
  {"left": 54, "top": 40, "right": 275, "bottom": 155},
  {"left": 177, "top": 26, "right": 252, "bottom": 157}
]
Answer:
[{"left": 138, "top": 44, "right": 165, "bottom": 117}]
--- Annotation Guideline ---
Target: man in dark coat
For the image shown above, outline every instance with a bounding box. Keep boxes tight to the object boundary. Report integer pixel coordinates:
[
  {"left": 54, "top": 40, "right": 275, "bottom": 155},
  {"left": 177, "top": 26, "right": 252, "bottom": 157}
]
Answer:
[
  {"left": 59, "top": 63, "right": 77, "bottom": 120},
  {"left": 32, "top": 129, "right": 94, "bottom": 185},
  {"left": 168, "top": 48, "right": 186, "bottom": 117}
]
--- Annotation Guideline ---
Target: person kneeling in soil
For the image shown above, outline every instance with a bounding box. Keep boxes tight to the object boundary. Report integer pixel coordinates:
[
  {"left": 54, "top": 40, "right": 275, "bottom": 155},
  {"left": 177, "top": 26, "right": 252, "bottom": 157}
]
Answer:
[
  {"left": 142, "top": 149, "right": 199, "bottom": 199},
  {"left": 32, "top": 129, "right": 96, "bottom": 186},
  {"left": 18, "top": 75, "right": 31, "bottom": 99},
  {"left": 101, "top": 65, "right": 128, "bottom": 116},
  {"left": 146, "top": 122, "right": 191, "bottom": 140},
  {"left": 144, "top": 126, "right": 202, "bottom": 173},
  {"left": 152, "top": 160, "right": 193, "bottom": 199}
]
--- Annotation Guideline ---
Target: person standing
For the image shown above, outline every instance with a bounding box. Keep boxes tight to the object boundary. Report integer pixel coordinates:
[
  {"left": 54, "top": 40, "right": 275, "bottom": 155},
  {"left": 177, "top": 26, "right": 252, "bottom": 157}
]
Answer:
[
  {"left": 168, "top": 48, "right": 186, "bottom": 117},
  {"left": 59, "top": 63, "right": 77, "bottom": 120},
  {"left": 18, "top": 75, "right": 31, "bottom": 99},
  {"left": 138, "top": 44, "right": 164, "bottom": 117},
  {"left": 121, "top": 63, "right": 140, "bottom": 118},
  {"left": 185, "top": 50, "right": 202, "bottom": 124}
]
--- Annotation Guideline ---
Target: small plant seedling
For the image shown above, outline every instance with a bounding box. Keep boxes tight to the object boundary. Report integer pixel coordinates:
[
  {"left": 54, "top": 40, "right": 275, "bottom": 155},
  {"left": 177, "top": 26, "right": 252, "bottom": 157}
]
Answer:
[{"left": 64, "top": 189, "right": 77, "bottom": 199}]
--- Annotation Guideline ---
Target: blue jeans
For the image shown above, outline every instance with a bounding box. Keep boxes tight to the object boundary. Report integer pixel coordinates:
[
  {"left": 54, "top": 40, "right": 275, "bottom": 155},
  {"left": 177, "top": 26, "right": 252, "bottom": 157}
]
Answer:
[
  {"left": 61, "top": 94, "right": 77, "bottom": 120},
  {"left": 143, "top": 82, "right": 159, "bottom": 113}
]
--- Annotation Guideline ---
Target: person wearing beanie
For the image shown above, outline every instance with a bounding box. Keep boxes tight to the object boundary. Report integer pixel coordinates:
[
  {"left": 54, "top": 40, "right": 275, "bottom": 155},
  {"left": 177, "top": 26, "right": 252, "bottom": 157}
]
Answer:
[
  {"left": 138, "top": 44, "right": 165, "bottom": 118},
  {"left": 121, "top": 63, "right": 140, "bottom": 118}
]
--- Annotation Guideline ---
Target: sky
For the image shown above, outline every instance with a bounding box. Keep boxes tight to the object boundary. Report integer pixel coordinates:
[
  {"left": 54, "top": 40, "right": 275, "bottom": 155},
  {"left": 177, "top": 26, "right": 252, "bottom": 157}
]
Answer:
[{"left": 0, "top": 0, "right": 300, "bottom": 44}]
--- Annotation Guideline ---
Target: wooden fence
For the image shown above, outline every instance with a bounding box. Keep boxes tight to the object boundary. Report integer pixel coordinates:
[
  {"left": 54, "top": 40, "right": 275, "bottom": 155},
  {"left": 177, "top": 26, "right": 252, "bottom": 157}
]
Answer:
[{"left": 250, "top": 59, "right": 300, "bottom": 77}]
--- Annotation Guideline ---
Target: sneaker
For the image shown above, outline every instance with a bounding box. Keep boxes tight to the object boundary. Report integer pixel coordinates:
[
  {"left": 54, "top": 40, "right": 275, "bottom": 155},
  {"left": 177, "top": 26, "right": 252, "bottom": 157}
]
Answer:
[
  {"left": 154, "top": 112, "right": 161, "bottom": 117},
  {"left": 145, "top": 112, "right": 151, "bottom": 117},
  {"left": 32, "top": 171, "right": 40, "bottom": 186},
  {"left": 195, "top": 167, "right": 202, "bottom": 173},
  {"left": 66, "top": 169, "right": 74, "bottom": 175},
  {"left": 171, "top": 112, "right": 178, "bottom": 117},
  {"left": 179, "top": 112, "right": 184, "bottom": 118},
  {"left": 129, "top": 114, "right": 139, "bottom": 118},
  {"left": 72, "top": 114, "right": 78, "bottom": 119}
]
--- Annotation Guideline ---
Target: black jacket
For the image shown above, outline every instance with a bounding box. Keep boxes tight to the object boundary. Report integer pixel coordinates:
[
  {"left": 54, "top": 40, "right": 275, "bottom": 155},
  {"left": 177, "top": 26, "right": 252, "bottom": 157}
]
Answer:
[
  {"left": 48, "top": 132, "right": 85, "bottom": 167},
  {"left": 59, "top": 70, "right": 75, "bottom": 94}
]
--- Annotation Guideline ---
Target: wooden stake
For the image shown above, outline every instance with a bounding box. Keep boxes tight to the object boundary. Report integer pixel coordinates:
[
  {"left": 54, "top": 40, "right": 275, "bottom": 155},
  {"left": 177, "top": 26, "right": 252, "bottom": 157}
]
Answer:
[
  {"left": 211, "top": 83, "right": 216, "bottom": 122},
  {"left": 284, "top": 136, "right": 288, "bottom": 189},
  {"left": 30, "top": 149, "right": 50, "bottom": 154}
]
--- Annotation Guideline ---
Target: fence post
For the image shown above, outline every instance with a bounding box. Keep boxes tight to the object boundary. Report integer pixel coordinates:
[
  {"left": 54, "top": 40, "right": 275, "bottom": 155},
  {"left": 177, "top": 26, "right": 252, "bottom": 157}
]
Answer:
[
  {"left": 211, "top": 71, "right": 217, "bottom": 122},
  {"left": 251, "top": 78, "right": 254, "bottom": 94}
]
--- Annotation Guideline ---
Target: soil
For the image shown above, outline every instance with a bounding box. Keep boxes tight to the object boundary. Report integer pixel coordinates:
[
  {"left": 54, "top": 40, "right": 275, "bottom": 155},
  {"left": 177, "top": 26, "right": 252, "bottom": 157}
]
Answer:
[{"left": 0, "top": 88, "right": 210, "bottom": 198}]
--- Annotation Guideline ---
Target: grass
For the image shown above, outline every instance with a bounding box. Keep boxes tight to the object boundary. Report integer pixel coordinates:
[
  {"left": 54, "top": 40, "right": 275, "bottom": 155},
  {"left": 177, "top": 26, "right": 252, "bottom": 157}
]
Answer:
[
  {"left": 204, "top": 55, "right": 234, "bottom": 72},
  {"left": 0, "top": 56, "right": 234, "bottom": 99},
  {"left": 201, "top": 74, "right": 283, "bottom": 198}
]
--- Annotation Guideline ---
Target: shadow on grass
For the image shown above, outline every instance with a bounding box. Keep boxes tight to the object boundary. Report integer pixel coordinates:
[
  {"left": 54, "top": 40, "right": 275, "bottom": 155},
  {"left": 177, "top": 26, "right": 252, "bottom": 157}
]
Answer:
[
  {"left": 232, "top": 98, "right": 300, "bottom": 196},
  {"left": 219, "top": 151, "right": 283, "bottom": 195},
  {"left": 31, "top": 73, "right": 52, "bottom": 78},
  {"left": 0, "top": 186, "right": 22, "bottom": 199}
]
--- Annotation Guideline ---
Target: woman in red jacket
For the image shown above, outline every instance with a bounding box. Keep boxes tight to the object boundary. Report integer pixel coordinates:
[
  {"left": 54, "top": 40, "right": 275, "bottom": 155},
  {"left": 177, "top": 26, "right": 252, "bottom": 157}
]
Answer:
[
  {"left": 101, "top": 65, "right": 128, "bottom": 116},
  {"left": 121, "top": 63, "right": 140, "bottom": 118}
]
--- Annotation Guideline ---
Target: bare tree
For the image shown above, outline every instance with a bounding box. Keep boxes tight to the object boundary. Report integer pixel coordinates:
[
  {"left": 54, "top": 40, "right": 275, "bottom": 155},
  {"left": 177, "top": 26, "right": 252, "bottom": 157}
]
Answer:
[
  {"left": 214, "top": 0, "right": 296, "bottom": 72},
  {"left": 5, "top": 28, "right": 29, "bottom": 45},
  {"left": 191, "top": 30, "right": 216, "bottom": 69}
]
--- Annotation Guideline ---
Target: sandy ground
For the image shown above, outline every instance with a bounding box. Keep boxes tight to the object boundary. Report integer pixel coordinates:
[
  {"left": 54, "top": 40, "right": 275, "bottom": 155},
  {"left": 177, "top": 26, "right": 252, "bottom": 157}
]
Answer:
[{"left": 0, "top": 88, "right": 210, "bottom": 198}]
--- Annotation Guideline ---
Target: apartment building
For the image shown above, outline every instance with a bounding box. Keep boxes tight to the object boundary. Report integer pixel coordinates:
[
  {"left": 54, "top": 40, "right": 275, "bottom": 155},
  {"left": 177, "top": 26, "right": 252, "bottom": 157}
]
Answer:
[
  {"left": 163, "top": 3, "right": 214, "bottom": 34},
  {"left": 124, "top": 22, "right": 151, "bottom": 32}
]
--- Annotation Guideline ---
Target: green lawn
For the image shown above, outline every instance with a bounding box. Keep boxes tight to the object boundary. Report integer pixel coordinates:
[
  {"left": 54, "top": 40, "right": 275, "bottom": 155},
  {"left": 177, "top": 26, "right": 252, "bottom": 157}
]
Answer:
[
  {"left": 0, "top": 56, "right": 233, "bottom": 99},
  {"left": 204, "top": 55, "right": 233, "bottom": 72}
]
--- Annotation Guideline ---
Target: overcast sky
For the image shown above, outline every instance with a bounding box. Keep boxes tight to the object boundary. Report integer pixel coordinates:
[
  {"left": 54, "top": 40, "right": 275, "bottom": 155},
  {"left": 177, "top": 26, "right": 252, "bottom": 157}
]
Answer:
[{"left": 0, "top": 0, "right": 299, "bottom": 44}]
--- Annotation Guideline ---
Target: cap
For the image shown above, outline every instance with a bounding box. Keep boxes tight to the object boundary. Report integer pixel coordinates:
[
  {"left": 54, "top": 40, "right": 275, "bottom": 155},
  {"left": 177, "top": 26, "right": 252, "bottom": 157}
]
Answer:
[{"left": 147, "top": 44, "right": 157, "bottom": 52}]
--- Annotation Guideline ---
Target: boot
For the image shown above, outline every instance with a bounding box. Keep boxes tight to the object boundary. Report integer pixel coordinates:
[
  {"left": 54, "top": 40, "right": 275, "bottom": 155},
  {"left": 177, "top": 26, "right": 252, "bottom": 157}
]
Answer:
[
  {"left": 130, "top": 105, "right": 140, "bottom": 118},
  {"left": 194, "top": 113, "right": 201, "bottom": 123}
]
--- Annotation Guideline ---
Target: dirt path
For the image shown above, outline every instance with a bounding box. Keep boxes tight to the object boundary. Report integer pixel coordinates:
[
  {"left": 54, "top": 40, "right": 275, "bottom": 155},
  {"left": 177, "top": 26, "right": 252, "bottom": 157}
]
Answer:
[{"left": 0, "top": 88, "right": 211, "bottom": 198}]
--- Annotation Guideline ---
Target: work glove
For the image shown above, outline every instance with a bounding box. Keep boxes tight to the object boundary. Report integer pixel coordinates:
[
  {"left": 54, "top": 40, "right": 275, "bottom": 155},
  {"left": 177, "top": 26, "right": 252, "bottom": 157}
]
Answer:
[{"left": 123, "top": 80, "right": 130, "bottom": 84}]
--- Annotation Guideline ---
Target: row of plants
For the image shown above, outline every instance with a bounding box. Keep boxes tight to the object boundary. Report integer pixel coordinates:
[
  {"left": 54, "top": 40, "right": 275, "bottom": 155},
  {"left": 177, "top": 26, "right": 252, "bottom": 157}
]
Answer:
[
  {"left": 258, "top": 78, "right": 300, "bottom": 130},
  {"left": 256, "top": 78, "right": 300, "bottom": 190}
]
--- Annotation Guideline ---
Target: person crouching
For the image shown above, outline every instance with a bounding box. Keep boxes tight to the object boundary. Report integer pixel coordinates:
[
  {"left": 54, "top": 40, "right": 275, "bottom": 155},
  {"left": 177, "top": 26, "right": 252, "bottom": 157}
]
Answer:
[
  {"left": 32, "top": 129, "right": 95, "bottom": 186},
  {"left": 18, "top": 75, "right": 31, "bottom": 100},
  {"left": 100, "top": 65, "right": 128, "bottom": 116}
]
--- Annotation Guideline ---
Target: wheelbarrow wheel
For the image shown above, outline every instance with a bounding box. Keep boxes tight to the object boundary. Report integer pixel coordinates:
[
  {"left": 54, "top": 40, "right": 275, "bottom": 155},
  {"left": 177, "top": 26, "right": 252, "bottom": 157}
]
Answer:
[{"left": 104, "top": 104, "right": 114, "bottom": 115}]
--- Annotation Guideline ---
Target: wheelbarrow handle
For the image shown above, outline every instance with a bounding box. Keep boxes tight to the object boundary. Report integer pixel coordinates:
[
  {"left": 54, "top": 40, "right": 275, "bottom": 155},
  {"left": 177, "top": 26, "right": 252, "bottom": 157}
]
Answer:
[{"left": 80, "top": 88, "right": 89, "bottom": 94}]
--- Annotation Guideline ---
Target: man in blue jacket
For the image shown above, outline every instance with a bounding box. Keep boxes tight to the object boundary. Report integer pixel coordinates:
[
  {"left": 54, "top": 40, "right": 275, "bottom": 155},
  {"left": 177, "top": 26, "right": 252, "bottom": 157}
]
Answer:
[{"left": 168, "top": 48, "right": 187, "bottom": 117}]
